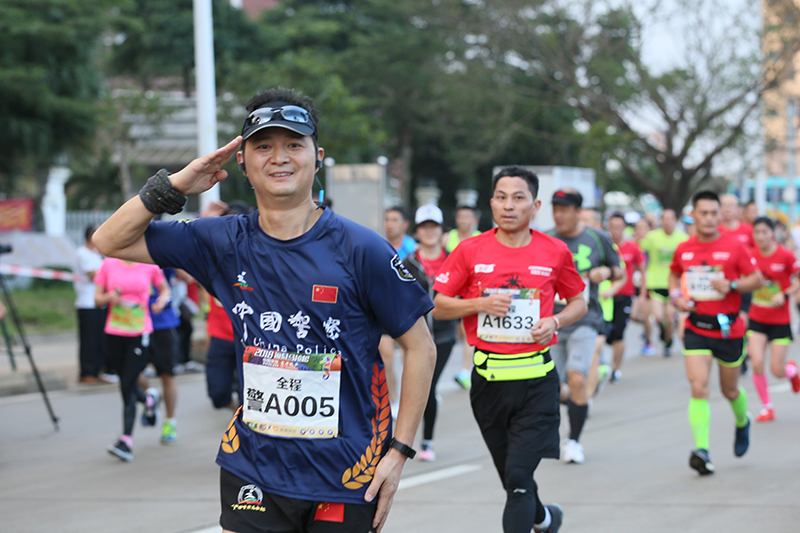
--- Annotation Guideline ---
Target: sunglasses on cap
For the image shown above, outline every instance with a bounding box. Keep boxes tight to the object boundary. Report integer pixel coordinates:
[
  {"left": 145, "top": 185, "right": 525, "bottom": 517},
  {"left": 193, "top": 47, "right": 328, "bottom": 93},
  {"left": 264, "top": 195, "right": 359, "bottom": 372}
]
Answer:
[{"left": 242, "top": 105, "right": 317, "bottom": 139}]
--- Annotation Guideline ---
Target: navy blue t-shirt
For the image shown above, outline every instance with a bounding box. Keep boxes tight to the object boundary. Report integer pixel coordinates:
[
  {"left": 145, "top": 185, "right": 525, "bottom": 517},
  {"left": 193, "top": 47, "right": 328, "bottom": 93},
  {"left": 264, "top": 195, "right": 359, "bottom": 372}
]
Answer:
[{"left": 145, "top": 208, "right": 432, "bottom": 503}]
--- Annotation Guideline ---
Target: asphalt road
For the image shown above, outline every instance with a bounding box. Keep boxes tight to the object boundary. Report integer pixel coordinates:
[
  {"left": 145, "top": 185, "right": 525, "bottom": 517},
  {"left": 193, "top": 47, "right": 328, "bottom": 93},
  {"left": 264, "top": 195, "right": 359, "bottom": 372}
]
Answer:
[{"left": 1, "top": 322, "right": 799, "bottom": 533}]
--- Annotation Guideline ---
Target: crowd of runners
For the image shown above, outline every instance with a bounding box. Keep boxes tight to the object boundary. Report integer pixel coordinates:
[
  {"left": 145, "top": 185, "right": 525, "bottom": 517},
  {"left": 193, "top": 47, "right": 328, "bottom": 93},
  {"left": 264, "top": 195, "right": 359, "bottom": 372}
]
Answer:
[{"left": 89, "top": 87, "right": 800, "bottom": 533}]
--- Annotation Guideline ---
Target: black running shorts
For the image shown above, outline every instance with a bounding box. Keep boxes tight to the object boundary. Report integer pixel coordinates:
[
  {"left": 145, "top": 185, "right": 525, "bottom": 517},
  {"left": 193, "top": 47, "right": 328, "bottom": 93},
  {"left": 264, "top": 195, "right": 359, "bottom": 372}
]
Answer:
[
  {"left": 470, "top": 365, "right": 560, "bottom": 465},
  {"left": 148, "top": 328, "right": 178, "bottom": 376},
  {"left": 220, "top": 468, "right": 377, "bottom": 533},
  {"left": 606, "top": 295, "right": 632, "bottom": 344},
  {"left": 683, "top": 328, "right": 745, "bottom": 368},
  {"left": 747, "top": 319, "right": 793, "bottom": 343}
]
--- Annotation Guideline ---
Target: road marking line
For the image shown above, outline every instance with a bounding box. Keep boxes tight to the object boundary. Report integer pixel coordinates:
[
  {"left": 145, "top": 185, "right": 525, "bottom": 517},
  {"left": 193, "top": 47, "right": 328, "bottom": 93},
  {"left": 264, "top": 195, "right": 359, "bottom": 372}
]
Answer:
[{"left": 398, "top": 464, "right": 482, "bottom": 491}]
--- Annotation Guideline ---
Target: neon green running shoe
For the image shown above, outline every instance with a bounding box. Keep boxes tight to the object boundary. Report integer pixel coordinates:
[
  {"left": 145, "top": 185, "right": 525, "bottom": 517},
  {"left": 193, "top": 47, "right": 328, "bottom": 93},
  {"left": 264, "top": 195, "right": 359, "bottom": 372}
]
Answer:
[
  {"left": 161, "top": 420, "right": 177, "bottom": 445},
  {"left": 454, "top": 370, "right": 471, "bottom": 389}
]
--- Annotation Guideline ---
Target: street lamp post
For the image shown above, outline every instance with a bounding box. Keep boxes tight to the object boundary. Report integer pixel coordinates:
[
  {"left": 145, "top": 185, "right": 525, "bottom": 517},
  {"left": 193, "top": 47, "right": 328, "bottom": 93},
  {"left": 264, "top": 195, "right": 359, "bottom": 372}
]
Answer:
[{"left": 194, "top": 0, "right": 220, "bottom": 209}]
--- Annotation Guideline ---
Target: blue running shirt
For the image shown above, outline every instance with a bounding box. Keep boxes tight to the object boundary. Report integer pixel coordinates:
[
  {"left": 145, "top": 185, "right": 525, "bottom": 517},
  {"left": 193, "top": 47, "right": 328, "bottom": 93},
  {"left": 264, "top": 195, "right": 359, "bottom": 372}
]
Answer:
[{"left": 145, "top": 208, "right": 433, "bottom": 503}]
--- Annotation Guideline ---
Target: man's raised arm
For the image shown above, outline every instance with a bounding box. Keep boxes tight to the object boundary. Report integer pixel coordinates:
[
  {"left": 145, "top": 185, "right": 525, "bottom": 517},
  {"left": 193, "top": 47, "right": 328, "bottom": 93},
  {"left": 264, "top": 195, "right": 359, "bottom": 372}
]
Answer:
[{"left": 93, "top": 137, "right": 241, "bottom": 263}]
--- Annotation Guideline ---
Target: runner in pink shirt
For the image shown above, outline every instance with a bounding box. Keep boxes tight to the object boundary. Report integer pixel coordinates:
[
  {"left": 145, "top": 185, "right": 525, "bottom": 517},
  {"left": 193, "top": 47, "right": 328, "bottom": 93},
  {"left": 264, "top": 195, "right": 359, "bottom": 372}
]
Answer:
[{"left": 94, "top": 257, "right": 168, "bottom": 461}]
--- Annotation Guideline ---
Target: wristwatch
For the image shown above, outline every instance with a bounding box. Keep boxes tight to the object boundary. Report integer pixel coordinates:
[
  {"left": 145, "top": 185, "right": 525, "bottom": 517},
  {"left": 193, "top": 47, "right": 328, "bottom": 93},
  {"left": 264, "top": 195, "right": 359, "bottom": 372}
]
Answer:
[
  {"left": 387, "top": 437, "right": 417, "bottom": 459},
  {"left": 729, "top": 280, "right": 738, "bottom": 291}
]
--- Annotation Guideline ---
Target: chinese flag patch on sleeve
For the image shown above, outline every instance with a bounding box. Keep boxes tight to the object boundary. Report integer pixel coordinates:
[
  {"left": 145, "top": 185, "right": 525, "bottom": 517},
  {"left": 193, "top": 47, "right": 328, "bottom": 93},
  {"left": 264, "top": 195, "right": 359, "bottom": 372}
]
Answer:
[
  {"left": 314, "top": 502, "right": 345, "bottom": 522},
  {"left": 312, "top": 285, "right": 339, "bottom": 304}
]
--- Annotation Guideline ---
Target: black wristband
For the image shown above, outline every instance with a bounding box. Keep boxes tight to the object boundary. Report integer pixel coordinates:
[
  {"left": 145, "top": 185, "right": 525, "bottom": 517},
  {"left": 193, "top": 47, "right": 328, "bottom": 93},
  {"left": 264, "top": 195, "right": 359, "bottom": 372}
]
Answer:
[
  {"left": 139, "top": 169, "right": 187, "bottom": 215},
  {"left": 387, "top": 437, "right": 416, "bottom": 459}
]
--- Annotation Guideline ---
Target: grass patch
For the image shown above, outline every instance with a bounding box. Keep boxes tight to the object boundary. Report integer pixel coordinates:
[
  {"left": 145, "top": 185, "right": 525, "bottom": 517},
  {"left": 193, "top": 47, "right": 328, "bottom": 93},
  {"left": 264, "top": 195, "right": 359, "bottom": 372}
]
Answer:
[{"left": 3, "top": 283, "right": 76, "bottom": 336}]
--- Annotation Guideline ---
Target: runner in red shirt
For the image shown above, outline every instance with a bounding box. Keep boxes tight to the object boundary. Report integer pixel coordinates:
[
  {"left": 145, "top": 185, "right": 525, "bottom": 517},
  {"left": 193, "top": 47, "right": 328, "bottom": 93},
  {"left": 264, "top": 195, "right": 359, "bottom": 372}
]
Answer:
[
  {"left": 719, "top": 194, "right": 755, "bottom": 360},
  {"left": 747, "top": 217, "right": 800, "bottom": 422},
  {"left": 432, "top": 166, "right": 586, "bottom": 533},
  {"left": 719, "top": 194, "right": 755, "bottom": 249},
  {"left": 605, "top": 213, "right": 646, "bottom": 382},
  {"left": 669, "top": 190, "right": 762, "bottom": 476}
]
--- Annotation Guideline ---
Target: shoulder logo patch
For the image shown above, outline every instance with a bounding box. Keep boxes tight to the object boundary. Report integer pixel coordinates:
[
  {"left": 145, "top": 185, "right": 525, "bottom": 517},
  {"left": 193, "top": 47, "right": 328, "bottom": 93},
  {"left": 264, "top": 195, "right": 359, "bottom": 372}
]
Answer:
[{"left": 391, "top": 254, "right": 415, "bottom": 282}]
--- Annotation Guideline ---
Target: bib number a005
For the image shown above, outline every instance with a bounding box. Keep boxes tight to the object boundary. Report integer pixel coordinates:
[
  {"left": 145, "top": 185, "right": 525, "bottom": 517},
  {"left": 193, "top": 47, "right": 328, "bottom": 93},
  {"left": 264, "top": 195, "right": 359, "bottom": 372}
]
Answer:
[
  {"left": 681, "top": 267, "right": 724, "bottom": 301},
  {"left": 242, "top": 346, "right": 341, "bottom": 439},
  {"left": 477, "top": 288, "right": 540, "bottom": 343}
]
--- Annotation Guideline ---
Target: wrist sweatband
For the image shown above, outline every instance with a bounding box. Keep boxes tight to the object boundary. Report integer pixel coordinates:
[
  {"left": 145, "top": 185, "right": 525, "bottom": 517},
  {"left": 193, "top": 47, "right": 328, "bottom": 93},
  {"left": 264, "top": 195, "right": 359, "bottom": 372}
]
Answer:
[
  {"left": 139, "top": 169, "right": 187, "bottom": 215},
  {"left": 551, "top": 315, "right": 560, "bottom": 330},
  {"left": 669, "top": 288, "right": 682, "bottom": 305}
]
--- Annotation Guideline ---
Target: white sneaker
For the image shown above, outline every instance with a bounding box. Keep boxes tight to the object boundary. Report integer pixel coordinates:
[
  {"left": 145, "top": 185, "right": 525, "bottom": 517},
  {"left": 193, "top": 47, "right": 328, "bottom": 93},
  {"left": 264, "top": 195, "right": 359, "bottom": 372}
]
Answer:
[{"left": 562, "top": 439, "right": 585, "bottom": 464}]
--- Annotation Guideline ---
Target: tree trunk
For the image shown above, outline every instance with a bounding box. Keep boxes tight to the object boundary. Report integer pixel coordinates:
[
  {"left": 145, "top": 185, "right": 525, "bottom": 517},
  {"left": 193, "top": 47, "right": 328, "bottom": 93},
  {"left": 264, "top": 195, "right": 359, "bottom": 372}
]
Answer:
[
  {"left": 118, "top": 142, "right": 133, "bottom": 200},
  {"left": 388, "top": 128, "right": 414, "bottom": 209}
]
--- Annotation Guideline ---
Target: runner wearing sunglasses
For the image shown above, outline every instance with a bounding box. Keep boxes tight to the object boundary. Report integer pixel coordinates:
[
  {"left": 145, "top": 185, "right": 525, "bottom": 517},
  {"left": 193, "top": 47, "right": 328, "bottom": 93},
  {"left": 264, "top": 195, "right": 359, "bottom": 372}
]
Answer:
[
  {"left": 93, "top": 87, "right": 436, "bottom": 533},
  {"left": 669, "top": 190, "right": 762, "bottom": 476}
]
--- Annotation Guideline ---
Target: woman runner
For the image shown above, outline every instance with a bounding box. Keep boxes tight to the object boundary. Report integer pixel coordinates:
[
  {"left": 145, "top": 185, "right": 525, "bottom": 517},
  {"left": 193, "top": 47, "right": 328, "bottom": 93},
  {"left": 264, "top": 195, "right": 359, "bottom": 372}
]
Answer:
[{"left": 748, "top": 217, "right": 800, "bottom": 422}]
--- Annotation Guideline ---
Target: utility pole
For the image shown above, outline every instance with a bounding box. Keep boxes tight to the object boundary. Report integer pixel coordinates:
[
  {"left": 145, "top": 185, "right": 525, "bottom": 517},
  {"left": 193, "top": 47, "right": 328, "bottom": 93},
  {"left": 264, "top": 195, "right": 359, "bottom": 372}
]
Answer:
[
  {"left": 787, "top": 98, "right": 797, "bottom": 225},
  {"left": 194, "top": 0, "right": 220, "bottom": 209}
]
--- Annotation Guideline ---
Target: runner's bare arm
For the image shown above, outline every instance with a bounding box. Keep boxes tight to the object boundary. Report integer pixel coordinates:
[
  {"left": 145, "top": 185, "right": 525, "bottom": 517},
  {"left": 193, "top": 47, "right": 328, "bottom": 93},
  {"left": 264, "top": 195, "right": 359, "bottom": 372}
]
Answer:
[
  {"left": 588, "top": 265, "right": 624, "bottom": 284},
  {"left": 711, "top": 270, "right": 763, "bottom": 295},
  {"left": 668, "top": 272, "right": 693, "bottom": 312},
  {"left": 93, "top": 137, "right": 241, "bottom": 263},
  {"left": 431, "top": 292, "right": 513, "bottom": 320},
  {"left": 602, "top": 271, "right": 627, "bottom": 299},
  {"left": 365, "top": 317, "right": 435, "bottom": 532},
  {"left": 94, "top": 283, "right": 120, "bottom": 308},
  {"left": 637, "top": 263, "right": 647, "bottom": 303},
  {"left": 150, "top": 280, "right": 171, "bottom": 314},
  {"left": 531, "top": 293, "right": 587, "bottom": 345}
]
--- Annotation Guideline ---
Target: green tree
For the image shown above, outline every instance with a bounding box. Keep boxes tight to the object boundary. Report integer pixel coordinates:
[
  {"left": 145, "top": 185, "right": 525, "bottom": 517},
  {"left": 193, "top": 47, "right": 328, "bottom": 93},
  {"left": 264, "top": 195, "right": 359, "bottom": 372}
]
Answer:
[
  {"left": 473, "top": 0, "right": 800, "bottom": 211},
  {"left": 254, "top": 0, "right": 587, "bottom": 209},
  {"left": 0, "top": 0, "right": 121, "bottom": 202},
  {"left": 108, "top": 0, "right": 261, "bottom": 94}
]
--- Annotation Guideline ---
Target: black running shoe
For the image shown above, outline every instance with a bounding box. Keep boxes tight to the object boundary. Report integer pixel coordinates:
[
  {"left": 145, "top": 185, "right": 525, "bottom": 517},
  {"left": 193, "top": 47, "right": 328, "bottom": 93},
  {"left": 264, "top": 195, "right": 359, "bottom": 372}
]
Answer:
[
  {"left": 689, "top": 449, "right": 714, "bottom": 475},
  {"left": 734, "top": 414, "right": 752, "bottom": 457},
  {"left": 108, "top": 440, "right": 133, "bottom": 462},
  {"left": 534, "top": 503, "right": 563, "bottom": 533}
]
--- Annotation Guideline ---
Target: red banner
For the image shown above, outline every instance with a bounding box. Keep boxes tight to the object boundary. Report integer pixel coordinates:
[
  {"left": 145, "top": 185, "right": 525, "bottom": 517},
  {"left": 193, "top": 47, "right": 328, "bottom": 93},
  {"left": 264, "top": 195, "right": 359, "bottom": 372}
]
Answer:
[{"left": 0, "top": 199, "right": 33, "bottom": 231}]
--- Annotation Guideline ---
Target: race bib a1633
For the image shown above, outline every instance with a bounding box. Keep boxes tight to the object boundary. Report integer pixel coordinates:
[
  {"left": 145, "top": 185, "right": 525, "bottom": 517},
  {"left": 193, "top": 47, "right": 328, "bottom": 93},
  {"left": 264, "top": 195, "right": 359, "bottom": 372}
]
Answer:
[{"left": 477, "top": 288, "right": 540, "bottom": 343}]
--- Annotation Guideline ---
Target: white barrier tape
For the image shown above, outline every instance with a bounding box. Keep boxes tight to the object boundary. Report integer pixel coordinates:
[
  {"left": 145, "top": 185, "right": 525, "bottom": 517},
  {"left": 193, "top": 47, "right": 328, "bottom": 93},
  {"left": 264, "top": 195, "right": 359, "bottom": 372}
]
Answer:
[{"left": 0, "top": 264, "right": 88, "bottom": 282}]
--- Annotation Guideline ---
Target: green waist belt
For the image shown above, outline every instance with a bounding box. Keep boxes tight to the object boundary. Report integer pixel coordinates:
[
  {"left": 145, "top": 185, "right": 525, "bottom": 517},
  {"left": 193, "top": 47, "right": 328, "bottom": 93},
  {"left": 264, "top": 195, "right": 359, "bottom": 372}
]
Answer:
[{"left": 473, "top": 348, "right": 554, "bottom": 381}]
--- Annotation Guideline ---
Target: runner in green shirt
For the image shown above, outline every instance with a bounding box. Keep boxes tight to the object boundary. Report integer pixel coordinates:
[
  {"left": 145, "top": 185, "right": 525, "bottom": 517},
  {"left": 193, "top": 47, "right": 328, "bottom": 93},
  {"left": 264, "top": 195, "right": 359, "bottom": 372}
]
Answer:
[{"left": 638, "top": 209, "right": 688, "bottom": 356}]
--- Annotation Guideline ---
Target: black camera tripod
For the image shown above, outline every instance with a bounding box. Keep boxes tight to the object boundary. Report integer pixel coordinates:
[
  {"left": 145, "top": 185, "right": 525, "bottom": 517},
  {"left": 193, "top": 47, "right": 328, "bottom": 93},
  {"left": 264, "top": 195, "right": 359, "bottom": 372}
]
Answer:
[{"left": 0, "top": 260, "right": 60, "bottom": 430}]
